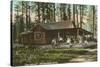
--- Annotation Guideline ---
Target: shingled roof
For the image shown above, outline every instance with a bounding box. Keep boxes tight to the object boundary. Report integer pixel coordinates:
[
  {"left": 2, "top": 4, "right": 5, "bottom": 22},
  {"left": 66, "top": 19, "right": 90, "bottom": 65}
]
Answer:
[
  {"left": 38, "top": 21, "right": 74, "bottom": 30},
  {"left": 29, "top": 21, "right": 92, "bottom": 35}
]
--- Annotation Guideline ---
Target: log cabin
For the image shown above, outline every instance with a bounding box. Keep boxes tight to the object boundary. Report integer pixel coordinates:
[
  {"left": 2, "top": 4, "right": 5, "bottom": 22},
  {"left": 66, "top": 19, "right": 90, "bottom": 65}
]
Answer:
[{"left": 19, "top": 21, "right": 92, "bottom": 45}]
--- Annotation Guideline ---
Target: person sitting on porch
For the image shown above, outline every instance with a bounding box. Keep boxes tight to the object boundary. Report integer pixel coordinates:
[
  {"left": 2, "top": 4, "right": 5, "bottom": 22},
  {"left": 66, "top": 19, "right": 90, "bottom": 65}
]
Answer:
[
  {"left": 66, "top": 37, "right": 71, "bottom": 44},
  {"left": 84, "top": 40, "right": 88, "bottom": 45},
  {"left": 58, "top": 36, "right": 63, "bottom": 45},
  {"left": 66, "top": 37, "right": 73, "bottom": 48},
  {"left": 51, "top": 38, "right": 57, "bottom": 47}
]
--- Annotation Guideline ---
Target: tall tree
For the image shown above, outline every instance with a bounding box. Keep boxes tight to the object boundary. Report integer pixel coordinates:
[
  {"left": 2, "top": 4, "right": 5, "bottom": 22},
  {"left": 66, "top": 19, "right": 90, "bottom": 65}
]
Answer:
[
  {"left": 14, "top": 2, "right": 21, "bottom": 41},
  {"left": 42, "top": 3, "right": 45, "bottom": 23},
  {"left": 28, "top": 5, "right": 31, "bottom": 28},
  {"left": 80, "top": 5, "right": 84, "bottom": 28},
  {"left": 37, "top": 2, "right": 41, "bottom": 23},
  {"left": 25, "top": 1, "right": 31, "bottom": 30},
  {"left": 60, "top": 4, "right": 67, "bottom": 21},
  {"left": 76, "top": 5, "right": 79, "bottom": 28},
  {"left": 67, "top": 4, "right": 71, "bottom": 21},
  {"left": 53, "top": 3, "right": 56, "bottom": 22},
  {"left": 72, "top": 4, "right": 76, "bottom": 28},
  {"left": 25, "top": 2, "right": 28, "bottom": 30},
  {"left": 92, "top": 6, "right": 95, "bottom": 38},
  {"left": 19, "top": 1, "right": 24, "bottom": 33}
]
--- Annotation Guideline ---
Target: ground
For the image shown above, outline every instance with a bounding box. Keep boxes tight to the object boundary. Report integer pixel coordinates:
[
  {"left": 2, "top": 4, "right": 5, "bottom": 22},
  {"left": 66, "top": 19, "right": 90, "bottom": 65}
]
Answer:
[{"left": 12, "top": 42, "right": 97, "bottom": 66}]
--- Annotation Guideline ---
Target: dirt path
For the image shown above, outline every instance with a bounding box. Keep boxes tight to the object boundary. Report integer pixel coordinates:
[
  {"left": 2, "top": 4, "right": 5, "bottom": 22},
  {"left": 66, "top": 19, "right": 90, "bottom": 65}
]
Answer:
[
  {"left": 70, "top": 55, "right": 92, "bottom": 62},
  {"left": 70, "top": 49, "right": 97, "bottom": 62}
]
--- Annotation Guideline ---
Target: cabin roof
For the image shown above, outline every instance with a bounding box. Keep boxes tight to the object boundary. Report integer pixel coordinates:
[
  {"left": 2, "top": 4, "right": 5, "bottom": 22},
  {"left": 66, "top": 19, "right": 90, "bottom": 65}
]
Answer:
[
  {"left": 20, "top": 31, "right": 33, "bottom": 35},
  {"left": 38, "top": 21, "right": 74, "bottom": 30},
  {"left": 31, "top": 21, "right": 92, "bottom": 35},
  {"left": 22, "top": 21, "right": 92, "bottom": 35}
]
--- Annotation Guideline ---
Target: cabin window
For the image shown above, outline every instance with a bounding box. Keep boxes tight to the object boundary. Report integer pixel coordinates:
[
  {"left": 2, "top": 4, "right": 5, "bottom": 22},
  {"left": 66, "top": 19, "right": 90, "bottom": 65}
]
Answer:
[
  {"left": 34, "top": 32, "right": 42, "bottom": 40},
  {"left": 36, "top": 33, "right": 41, "bottom": 39}
]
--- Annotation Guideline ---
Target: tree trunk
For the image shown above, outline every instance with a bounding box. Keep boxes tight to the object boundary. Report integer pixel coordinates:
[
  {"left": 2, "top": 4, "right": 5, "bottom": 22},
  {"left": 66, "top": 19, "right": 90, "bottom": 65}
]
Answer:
[
  {"left": 29, "top": 5, "right": 31, "bottom": 29},
  {"left": 37, "top": 2, "right": 40, "bottom": 23},
  {"left": 26, "top": 3, "right": 31, "bottom": 30},
  {"left": 80, "top": 5, "right": 83, "bottom": 28},
  {"left": 93, "top": 6, "right": 95, "bottom": 38},
  {"left": 22, "top": 1, "right": 24, "bottom": 23},
  {"left": 76, "top": 5, "right": 79, "bottom": 28},
  {"left": 42, "top": 3, "right": 45, "bottom": 23},
  {"left": 20, "top": 1, "right": 24, "bottom": 33},
  {"left": 72, "top": 4, "right": 76, "bottom": 28},
  {"left": 26, "top": 2, "right": 28, "bottom": 30},
  {"left": 68, "top": 4, "right": 71, "bottom": 21},
  {"left": 62, "top": 4, "right": 67, "bottom": 21},
  {"left": 15, "top": 5, "right": 20, "bottom": 42},
  {"left": 53, "top": 3, "right": 56, "bottom": 22},
  {"left": 47, "top": 4, "right": 50, "bottom": 21},
  {"left": 60, "top": 4, "right": 63, "bottom": 20},
  {"left": 16, "top": 7, "right": 19, "bottom": 22}
]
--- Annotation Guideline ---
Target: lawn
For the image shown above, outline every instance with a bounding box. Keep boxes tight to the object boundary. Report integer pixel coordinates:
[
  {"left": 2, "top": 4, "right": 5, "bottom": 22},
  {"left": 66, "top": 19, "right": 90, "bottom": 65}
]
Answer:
[{"left": 12, "top": 45, "right": 97, "bottom": 66}]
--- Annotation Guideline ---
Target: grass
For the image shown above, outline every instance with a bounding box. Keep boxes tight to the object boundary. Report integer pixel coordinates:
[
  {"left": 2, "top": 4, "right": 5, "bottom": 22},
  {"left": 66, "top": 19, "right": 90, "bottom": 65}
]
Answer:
[
  {"left": 39, "top": 53, "right": 77, "bottom": 63},
  {"left": 45, "top": 48, "right": 89, "bottom": 55},
  {"left": 85, "top": 45, "right": 97, "bottom": 49},
  {"left": 12, "top": 46, "right": 97, "bottom": 66}
]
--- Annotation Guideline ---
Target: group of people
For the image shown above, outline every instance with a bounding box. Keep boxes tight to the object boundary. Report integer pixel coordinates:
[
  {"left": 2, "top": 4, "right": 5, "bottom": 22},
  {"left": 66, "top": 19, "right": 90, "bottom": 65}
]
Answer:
[
  {"left": 51, "top": 37, "right": 72, "bottom": 47},
  {"left": 51, "top": 36, "right": 89, "bottom": 47}
]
